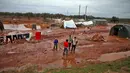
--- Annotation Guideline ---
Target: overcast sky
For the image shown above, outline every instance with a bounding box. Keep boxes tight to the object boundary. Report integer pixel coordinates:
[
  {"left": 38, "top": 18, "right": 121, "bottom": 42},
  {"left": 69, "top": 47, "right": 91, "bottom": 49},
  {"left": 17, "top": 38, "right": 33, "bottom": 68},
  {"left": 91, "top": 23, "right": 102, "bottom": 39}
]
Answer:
[{"left": 0, "top": 0, "right": 130, "bottom": 18}]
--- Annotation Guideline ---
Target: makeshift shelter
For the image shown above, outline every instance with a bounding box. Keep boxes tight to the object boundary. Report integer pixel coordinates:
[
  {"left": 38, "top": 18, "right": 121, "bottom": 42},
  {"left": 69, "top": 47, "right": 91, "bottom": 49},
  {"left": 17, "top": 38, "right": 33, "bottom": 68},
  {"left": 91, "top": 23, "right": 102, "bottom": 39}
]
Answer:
[
  {"left": 82, "top": 21, "right": 93, "bottom": 26},
  {"left": 53, "top": 19, "right": 62, "bottom": 24},
  {"left": 74, "top": 19, "right": 85, "bottom": 22},
  {"left": 0, "top": 21, "right": 4, "bottom": 31},
  {"left": 63, "top": 20, "right": 77, "bottom": 28},
  {"left": 110, "top": 24, "right": 130, "bottom": 38},
  {"left": 93, "top": 19, "right": 107, "bottom": 26},
  {"left": 4, "top": 24, "right": 31, "bottom": 30}
]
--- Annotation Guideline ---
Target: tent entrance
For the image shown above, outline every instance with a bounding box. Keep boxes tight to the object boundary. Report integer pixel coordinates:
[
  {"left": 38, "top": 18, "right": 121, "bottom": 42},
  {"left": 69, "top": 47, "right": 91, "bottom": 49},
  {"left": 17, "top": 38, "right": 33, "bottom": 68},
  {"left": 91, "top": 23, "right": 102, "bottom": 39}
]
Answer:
[{"left": 113, "top": 28, "right": 119, "bottom": 36}]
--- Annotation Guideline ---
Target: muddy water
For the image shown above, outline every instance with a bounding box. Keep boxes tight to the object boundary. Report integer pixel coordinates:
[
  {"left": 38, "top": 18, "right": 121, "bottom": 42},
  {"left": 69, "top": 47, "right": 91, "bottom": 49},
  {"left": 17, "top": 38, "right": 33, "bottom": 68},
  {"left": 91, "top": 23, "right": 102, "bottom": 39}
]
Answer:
[
  {"left": 98, "top": 51, "right": 130, "bottom": 62},
  {"left": 40, "top": 52, "right": 83, "bottom": 70}
]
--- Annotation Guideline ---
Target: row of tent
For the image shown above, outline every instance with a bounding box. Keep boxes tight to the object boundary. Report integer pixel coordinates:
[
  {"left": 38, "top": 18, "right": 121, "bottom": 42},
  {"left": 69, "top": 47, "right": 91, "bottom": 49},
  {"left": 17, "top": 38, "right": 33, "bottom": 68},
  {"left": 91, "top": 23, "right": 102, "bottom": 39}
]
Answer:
[
  {"left": 1, "top": 19, "right": 107, "bottom": 30},
  {"left": 63, "top": 20, "right": 130, "bottom": 39},
  {"left": 3, "top": 24, "right": 41, "bottom": 31},
  {"left": 0, "top": 20, "right": 41, "bottom": 31},
  {"left": 63, "top": 19, "right": 108, "bottom": 29}
]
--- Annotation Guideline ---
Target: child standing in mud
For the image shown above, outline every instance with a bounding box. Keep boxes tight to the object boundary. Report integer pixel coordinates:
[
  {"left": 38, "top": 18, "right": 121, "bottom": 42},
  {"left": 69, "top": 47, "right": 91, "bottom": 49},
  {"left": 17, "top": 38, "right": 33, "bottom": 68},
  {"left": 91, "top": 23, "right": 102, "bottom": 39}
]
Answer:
[
  {"left": 68, "top": 35, "right": 73, "bottom": 51},
  {"left": 71, "top": 37, "right": 78, "bottom": 53},
  {"left": 63, "top": 39, "right": 69, "bottom": 55},
  {"left": 53, "top": 38, "right": 58, "bottom": 51}
]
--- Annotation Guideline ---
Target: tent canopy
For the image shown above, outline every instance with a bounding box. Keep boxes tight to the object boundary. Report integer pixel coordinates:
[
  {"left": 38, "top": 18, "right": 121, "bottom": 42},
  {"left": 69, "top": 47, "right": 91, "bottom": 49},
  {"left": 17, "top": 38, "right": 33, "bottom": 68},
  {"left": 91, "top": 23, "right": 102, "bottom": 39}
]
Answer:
[
  {"left": 82, "top": 21, "right": 93, "bottom": 26},
  {"left": 110, "top": 24, "right": 130, "bottom": 38},
  {"left": 63, "top": 20, "right": 77, "bottom": 28},
  {"left": 4, "top": 24, "right": 31, "bottom": 30}
]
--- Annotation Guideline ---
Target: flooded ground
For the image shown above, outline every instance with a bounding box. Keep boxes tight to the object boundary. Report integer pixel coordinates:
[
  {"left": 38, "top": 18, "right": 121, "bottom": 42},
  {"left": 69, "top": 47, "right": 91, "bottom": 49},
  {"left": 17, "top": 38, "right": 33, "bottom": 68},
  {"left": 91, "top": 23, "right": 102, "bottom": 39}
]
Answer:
[
  {"left": 0, "top": 25, "right": 130, "bottom": 71},
  {"left": 98, "top": 51, "right": 130, "bottom": 62}
]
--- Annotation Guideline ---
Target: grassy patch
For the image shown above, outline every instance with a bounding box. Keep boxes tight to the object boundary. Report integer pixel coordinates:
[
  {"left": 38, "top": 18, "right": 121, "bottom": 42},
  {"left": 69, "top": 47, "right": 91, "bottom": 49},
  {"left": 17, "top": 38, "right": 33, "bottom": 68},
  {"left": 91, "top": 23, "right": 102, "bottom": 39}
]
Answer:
[
  {"left": 0, "top": 64, "right": 38, "bottom": 73},
  {"left": 43, "top": 57, "right": 130, "bottom": 73},
  {"left": 1, "top": 57, "right": 130, "bottom": 73}
]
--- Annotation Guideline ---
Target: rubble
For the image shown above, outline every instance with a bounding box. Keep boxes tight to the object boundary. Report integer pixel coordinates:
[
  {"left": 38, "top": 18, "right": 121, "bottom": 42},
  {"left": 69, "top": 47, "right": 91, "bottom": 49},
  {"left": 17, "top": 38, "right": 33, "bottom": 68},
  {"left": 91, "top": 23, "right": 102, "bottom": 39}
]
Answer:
[{"left": 91, "top": 33, "right": 106, "bottom": 41}]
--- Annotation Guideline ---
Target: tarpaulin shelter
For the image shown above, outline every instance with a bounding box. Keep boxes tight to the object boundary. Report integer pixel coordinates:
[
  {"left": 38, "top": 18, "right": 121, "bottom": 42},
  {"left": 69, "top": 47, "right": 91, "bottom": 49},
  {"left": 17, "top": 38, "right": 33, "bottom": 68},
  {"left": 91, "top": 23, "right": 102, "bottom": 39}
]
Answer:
[
  {"left": 63, "top": 20, "right": 77, "bottom": 28},
  {"left": 110, "top": 24, "right": 130, "bottom": 38},
  {"left": 82, "top": 21, "right": 93, "bottom": 26}
]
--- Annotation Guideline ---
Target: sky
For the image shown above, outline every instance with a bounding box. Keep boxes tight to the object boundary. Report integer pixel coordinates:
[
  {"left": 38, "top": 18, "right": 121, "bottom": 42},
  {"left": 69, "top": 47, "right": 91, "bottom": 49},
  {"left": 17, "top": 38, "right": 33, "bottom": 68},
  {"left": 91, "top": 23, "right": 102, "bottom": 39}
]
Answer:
[{"left": 0, "top": 0, "right": 130, "bottom": 18}]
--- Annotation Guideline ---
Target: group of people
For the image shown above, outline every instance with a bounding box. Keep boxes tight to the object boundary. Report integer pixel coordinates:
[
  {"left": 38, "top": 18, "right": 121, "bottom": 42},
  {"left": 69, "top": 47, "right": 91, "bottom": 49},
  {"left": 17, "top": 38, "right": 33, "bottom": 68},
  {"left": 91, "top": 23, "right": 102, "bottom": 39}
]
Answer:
[{"left": 53, "top": 35, "right": 78, "bottom": 56}]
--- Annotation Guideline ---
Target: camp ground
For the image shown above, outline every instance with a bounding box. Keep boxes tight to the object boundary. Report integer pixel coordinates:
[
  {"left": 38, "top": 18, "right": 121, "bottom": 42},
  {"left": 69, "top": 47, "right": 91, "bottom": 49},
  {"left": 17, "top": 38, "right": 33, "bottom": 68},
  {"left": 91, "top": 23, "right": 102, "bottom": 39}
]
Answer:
[
  {"left": 0, "top": 17, "right": 130, "bottom": 73},
  {"left": 0, "top": 6, "right": 130, "bottom": 73}
]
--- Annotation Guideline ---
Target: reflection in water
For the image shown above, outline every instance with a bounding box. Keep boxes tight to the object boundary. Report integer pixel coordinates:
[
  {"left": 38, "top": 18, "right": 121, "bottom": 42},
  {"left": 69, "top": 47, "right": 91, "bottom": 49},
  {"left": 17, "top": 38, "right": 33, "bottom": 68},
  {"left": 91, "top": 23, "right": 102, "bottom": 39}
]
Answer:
[{"left": 62, "top": 52, "right": 76, "bottom": 68}]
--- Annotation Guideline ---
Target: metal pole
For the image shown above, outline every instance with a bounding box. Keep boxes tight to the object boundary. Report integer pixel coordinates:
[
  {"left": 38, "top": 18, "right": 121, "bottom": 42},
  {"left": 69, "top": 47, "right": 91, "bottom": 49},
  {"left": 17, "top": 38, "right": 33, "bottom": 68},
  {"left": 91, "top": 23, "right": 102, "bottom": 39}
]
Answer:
[
  {"left": 85, "top": 6, "right": 87, "bottom": 20},
  {"left": 79, "top": 5, "right": 81, "bottom": 16}
]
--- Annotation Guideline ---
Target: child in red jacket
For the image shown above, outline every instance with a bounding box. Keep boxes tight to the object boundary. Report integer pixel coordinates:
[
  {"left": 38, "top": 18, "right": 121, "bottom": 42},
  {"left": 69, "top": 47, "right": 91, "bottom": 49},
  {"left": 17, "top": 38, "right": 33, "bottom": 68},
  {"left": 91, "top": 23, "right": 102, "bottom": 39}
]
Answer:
[{"left": 63, "top": 39, "right": 69, "bottom": 56}]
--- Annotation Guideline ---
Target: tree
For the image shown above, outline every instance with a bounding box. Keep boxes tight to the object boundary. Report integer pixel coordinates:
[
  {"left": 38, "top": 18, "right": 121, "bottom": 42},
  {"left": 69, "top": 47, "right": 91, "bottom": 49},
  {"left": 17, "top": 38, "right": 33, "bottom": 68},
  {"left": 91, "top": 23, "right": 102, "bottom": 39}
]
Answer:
[{"left": 111, "top": 16, "right": 119, "bottom": 23}]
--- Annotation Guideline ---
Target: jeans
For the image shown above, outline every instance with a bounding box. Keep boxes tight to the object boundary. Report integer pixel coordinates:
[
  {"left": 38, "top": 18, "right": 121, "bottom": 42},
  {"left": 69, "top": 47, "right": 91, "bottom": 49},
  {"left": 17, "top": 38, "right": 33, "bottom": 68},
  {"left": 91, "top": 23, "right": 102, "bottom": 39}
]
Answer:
[
  {"left": 71, "top": 45, "right": 76, "bottom": 52},
  {"left": 68, "top": 43, "right": 71, "bottom": 51},
  {"left": 63, "top": 48, "right": 68, "bottom": 55},
  {"left": 53, "top": 44, "right": 58, "bottom": 51}
]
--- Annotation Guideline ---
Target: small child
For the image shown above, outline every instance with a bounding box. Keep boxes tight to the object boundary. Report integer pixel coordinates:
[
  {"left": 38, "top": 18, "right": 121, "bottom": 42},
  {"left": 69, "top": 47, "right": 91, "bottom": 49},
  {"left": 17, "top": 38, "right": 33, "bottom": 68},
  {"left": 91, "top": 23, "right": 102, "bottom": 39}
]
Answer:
[
  {"left": 53, "top": 38, "right": 58, "bottom": 51},
  {"left": 63, "top": 39, "right": 69, "bottom": 55}
]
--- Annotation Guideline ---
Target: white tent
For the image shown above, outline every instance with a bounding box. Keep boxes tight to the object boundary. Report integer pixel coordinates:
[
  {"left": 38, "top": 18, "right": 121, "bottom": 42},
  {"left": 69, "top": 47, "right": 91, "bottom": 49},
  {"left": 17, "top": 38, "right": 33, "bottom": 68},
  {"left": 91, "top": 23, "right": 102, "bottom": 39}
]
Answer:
[
  {"left": 75, "top": 22, "right": 83, "bottom": 25},
  {"left": 36, "top": 25, "right": 41, "bottom": 29},
  {"left": 82, "top": 21, "right": 93, "bottom": 26},
  {"left": 4, "top": 24, "right": 31, "bottom": 30},
  {"left": 63, "top": 20, "right": 77, "bottom": 28}
]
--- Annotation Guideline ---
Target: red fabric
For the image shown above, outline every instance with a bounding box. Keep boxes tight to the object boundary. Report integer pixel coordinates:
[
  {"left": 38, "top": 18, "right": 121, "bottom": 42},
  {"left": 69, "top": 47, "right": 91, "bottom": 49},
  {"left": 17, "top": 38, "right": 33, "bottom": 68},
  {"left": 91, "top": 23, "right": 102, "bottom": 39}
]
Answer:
[
  {"left": 35, "top": 32, "right": 41, "bottom": 40},
  {"left": 64, "top": 42, "right": 68, "bottom": 48}
]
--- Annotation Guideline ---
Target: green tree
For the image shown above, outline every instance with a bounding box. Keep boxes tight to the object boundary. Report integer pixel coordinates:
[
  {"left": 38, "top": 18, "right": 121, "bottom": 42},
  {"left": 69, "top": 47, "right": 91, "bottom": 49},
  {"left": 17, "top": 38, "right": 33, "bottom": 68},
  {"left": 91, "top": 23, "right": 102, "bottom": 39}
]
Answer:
[{"left": 111, "top": 16, "right": 119, "bottom": 23}]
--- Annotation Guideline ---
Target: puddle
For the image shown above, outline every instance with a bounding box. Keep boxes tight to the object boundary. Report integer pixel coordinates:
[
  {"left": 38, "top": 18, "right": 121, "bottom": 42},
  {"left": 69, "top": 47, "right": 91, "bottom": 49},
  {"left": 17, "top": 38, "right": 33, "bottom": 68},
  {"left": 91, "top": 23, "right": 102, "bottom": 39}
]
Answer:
[
  {"left": 79, "top": 44, "right": 94, "bottom": 48},
  {"left": 98, "top": 51, "right": 130, "bottom": 62},
  {"left": 42, "top": 60, "right": 63, "bottom": 69},
  {"left": 102, "top": 42, "right": 112, "bottom": 45},
  {"left": 62, "top": 56, "right": 83, "bottom": 68},
  {"left": 7, "top": 51, "right": 18, "bottom": 54},
  {"left": 41, "top": 53, "right": 84, "bottom": 69},
  {"left": 86, "top": 44, "right": 94, "bottom": 47}
]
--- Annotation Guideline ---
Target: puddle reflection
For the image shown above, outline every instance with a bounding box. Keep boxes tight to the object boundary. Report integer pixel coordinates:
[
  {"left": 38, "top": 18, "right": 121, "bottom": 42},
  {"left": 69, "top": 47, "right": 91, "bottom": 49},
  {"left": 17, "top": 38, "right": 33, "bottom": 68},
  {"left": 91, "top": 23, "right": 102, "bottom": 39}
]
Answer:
[{"left": 62, "top": 52, "right": 77, "bottom": 68}]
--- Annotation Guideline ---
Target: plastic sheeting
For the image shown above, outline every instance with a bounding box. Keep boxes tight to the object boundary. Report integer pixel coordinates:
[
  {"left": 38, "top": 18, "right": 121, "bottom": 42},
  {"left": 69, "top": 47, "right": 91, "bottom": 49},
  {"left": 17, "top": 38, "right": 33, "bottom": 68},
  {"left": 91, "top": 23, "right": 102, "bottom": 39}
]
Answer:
[
  {"left": 4, "top": 24, "right": 31, "bottom": 30},
  {"left": 36, "top": 25, "right": 41, "bottom": 29},
  {"left": 82, "top": 21, "right": 93, "bottom": 26},
  {"left": 75, "top": 22, "right": 83, "bottom": 25},
  {"left": 64, "top": 20, "right": 77, "bottom": 28}
]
